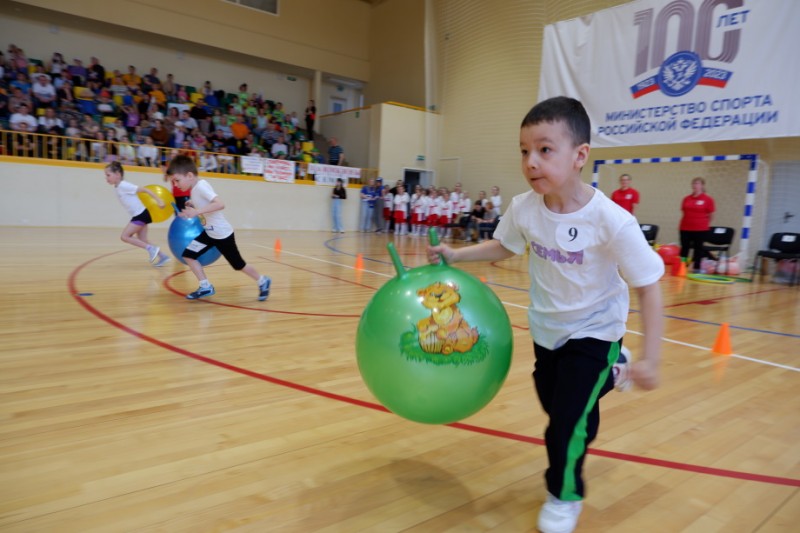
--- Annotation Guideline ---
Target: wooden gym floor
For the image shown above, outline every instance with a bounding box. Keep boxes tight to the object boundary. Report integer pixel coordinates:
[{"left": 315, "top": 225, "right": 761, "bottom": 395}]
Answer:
[{"left": 0, "top": 226, "right": 798, "bottom": 532}]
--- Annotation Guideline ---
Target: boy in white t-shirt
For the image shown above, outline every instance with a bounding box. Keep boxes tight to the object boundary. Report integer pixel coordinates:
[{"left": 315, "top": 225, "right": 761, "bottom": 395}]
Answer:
[
  {"left": 166, "top": 155, "right": 271, "bottom": 301},
  {"left": 427, "top": 97, "right": 664, "bottom": 533},
  {"left": 104, "top": 161, "right": 170, "bottom": 267}
]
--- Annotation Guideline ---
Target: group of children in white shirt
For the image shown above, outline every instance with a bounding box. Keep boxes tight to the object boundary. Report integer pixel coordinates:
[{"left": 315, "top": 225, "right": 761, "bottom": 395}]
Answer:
[{"left": 380, "top": 184, "right": 501, "bottom": 238}]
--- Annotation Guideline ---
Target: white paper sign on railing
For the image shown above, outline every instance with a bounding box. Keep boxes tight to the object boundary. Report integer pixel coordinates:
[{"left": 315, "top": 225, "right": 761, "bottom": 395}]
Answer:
[
  {"left": 539, "top": 0, "right": 800, "bottom": 147},
  {"left": 241, "top": 156, "right": 264, "bottom": 175},
  {"left": 263, "top": 159, "right": 296, "bottom": 183},
  {"left": 309, "top": 164, "right": 361, "bottom": 186}
]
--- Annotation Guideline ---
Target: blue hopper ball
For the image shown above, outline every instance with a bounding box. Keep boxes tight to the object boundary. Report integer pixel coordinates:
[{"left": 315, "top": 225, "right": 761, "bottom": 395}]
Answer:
[{"left": 167, "top": 214, "right": 221, "bottom": 266}]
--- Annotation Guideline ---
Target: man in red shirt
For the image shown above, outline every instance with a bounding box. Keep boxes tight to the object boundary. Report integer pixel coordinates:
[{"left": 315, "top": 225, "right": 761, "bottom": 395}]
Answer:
[{"left": 610, "top": 173, "right": 639, "bottom": 214}]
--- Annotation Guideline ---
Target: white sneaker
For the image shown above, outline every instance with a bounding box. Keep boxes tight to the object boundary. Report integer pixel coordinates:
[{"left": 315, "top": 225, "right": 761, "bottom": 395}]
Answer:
[
  {"left": 537, "top": 493, "right": 583, "bottom": 533},
  {"left": 613, "top": 346, "right": 632, "bottom": 392},
  {"left": 146, "top": 245, "right": 160, "bottom": 263}
]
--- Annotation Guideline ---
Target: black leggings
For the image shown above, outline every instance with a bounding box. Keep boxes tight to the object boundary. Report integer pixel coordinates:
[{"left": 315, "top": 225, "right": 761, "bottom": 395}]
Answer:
[
  {"left": 680, "top": 230, "right": 709, "bottom": 269},
  {"left": 182, "top": 231, "right": 246, "bottom": 270}
]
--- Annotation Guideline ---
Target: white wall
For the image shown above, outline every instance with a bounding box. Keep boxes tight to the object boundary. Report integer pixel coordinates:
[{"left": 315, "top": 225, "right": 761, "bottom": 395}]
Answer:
[{"left": 0, "top": 160, "right": 360, "bottom": 231}]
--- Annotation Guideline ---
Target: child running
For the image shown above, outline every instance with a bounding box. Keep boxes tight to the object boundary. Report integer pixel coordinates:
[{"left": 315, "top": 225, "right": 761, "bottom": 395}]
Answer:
[
  {"left": 427, "top": 96, "right": 664, "bottom": 533},
  {"left": 165, "top": 155, "right": 271, "bottom": 301},
  {"left": 105, "top": 161, "right": 170, "bottom": 267}
]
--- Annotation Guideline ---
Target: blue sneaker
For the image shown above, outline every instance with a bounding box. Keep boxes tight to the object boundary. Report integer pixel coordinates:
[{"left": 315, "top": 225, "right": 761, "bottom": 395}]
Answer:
[
  {"left": 153, "top": 254, "right": 171, "bottom": 267},
  {"left": 258, "top": 277, "right": 271, "bottom": 301},
  {"left": 186, "top": 285, "right": 215, "bottom": 300}
]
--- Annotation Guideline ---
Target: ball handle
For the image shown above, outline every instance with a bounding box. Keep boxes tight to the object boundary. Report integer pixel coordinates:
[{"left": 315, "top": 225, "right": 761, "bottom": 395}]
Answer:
[{"left": 428, "top": 227, "right": 447, "bottom": 266}]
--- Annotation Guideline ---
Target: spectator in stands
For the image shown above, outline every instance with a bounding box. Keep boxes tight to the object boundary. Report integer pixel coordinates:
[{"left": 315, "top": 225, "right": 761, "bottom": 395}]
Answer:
[
  {"left": 164, "top": 106, "right": 180, "bottom": 132},
  {"left": 90, "top": 130, "right": 107, "bottom": 162},
  {"left": 137, "top": 136, "right": 159, "bottom": 167},
  {"left": 148, "top": 83, "right": 166, "bottom": 109},
  {"left": 478, "top": 201, "right": 501, "bottom": 241},
  {"left": 56, "top": 78, "right": 75, "bottom": 106},
  {"left": 64, "top": 117, "right": 81, "bottom": 138},
  {"left": 271, "top": 135, "right": 288, "bottom": 159},
  {"left": 66, "top": 58, "right": 86, "bottom": 87},
  {"left": 9, "top": 86, "right": 32, "bottom": 113},
  {"left": 230, "top": 114, "right": 250, "bottom": 152},
  {"left": 10, "top": 103, "right": 37, "bottom": 131},
  {"left": 86, "top": 56, "right": 104, "bottom": 88},
  {"left": 142, "top": 67, "right": 160, "bottom": 93},
  {"left": 237, "top": 83, "right": 249, "bottom": 104},
  {"left": 96, "top": 91, "right": 116, "bottom": 116},
  {"left": 199, "top": 151, "right": 218, "bottom": 172},
  {"left": 162, "top": 73, "right": 176, "bottom": 102},
  {"left": 217, "top": 146, "right": 236, "bottom": 173},
  {"left": 611, "top": 173, "right": 639, "bottom": 214},
  {"left": 149, "top": 119, "right": 169, "bottom": 148},
  {"left": 37, "top": 106, "right": 64, "bottom": 135},
  {"left": 110, "top": 118, "right": 128, "bottom": 142},
  {"left": 122, "top": 65, "right": 142, "bottom": 89},
  {"left": 328, "top": 137, "right": 345, "bottom": 166},
  {"left": 81, "top": 113, "right": 101, "bottom": 139},
  {"left": 108, "top": 76, "right": 128, "bottom": 97},
  {"left": 190, "top": 98, "right": 209, "bottom": 121},
  {"left": 121, "top": 104, "right": 140, "bottom": 133},
  {"left": 179, "top": 109, "right": 198, "bottom": 131},
  {"left": 259, "top": 122, "right": 280, "bottom": 152},
  {"left": 118, "top": 141, "right": 136, "bottom": 165},
  {"left": 306, "top": 100, "right": 320, "bottom": 137},
  {"left": 31, "top": 74, "right": 56, "bottom": 109},
  {"left": 176, "top": 85, "right": 188, "bottom": 104},
  {"left": 0, "top": 91, "right": 9, "bottom": 122},
  {"left": 191, "top": 129, "right": 209, "bottom": 151},
  {"left": 12, "top": 122, "right": 36, "bottom": 157},
  {"left": 201, "top": 80, "right": 213, "bottom": 97},
  {"left": 477, "top": 190, "right": 488, "bottom": 207},
  {"left": 10, "top": 72, "right": 31, "bottom": 94},
  {"left": 48, "top": 52, "right": 67, "bottom": 80},
  {"left": 173, "top": 122, "right": 188, "bottom": 148}
]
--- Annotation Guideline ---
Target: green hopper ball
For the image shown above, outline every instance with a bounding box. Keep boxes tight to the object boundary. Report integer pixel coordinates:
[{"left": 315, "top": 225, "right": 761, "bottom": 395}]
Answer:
[{"left": 356, "top": 229, "right": 513, "bottom": 424}]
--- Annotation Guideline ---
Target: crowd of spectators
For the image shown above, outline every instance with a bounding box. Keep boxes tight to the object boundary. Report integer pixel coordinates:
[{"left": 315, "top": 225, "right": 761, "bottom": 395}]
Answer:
[{"left": 0, "top": 44, "right": 329, "bottom": 170}]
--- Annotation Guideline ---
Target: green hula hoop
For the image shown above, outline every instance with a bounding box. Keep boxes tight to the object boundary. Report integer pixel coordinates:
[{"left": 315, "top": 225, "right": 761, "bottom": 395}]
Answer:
[{"left": 686, "top": 273, "right": 736, "bottom": 284}]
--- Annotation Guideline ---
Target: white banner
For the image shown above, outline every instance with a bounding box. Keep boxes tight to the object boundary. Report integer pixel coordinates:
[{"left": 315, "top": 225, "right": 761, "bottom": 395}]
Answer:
[
  {"left": 263, "top": 159, "right": 296, "bottom": 183},
  {"left": 539, "top": 0, "right": 800, "bottom": 147},
  {"left": 241, "top": 156, "right": 264, "bottom": 175},
  {"left": 309, "top": 164, "right": 361, "bottom": 186}
]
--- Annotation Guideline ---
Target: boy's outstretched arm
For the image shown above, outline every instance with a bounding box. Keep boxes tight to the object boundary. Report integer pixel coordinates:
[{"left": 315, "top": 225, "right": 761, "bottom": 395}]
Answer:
[
  {"left": 427, "top": 239, "right": 515, "bottom": 265},
  {"left": 632, "top": 281, "right": 663, "bottom": 390}
]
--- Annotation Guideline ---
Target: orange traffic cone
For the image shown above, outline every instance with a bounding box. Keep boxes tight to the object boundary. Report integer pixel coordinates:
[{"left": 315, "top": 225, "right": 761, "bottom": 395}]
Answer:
[
  {"left": 355, "top": 253, "right": 364, "bottom": 271},
  {"left": 712, "top": 322, "right": 732, "bottom": 355},
  {"left": 674, "top": 261, "right": 687, "bottom": 277},
  {"left": 274, "top": 238, "right": 282, "bottom": 252},
  {"left": 479, "top": 275, "right": 487, "bottom": 283},
  {"left": 712, "top": 323, "right": 732, "bottom": 383}
]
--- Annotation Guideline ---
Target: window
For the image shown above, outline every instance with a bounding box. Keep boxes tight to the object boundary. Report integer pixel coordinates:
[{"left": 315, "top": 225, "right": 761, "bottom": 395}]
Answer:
[{"left": 223, "top": 0, "right": 278, "bottom": 16}]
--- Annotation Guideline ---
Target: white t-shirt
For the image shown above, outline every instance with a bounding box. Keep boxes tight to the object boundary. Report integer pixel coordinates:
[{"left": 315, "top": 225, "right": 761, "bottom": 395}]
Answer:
[
  {"left": 491, "top": 194, "right": 502, "bottom": 211},
  {"left": 115, "top": 180, "right": 146, "bottom": 217},
  {"left": 393, "top": 192, "right": 409, "bottom": 214},
  {"left": 493, "top": 188, "right": 664, "bottom": 350},
  {"left": 191, "top": 179, "right": 233, "bottom": 239}
]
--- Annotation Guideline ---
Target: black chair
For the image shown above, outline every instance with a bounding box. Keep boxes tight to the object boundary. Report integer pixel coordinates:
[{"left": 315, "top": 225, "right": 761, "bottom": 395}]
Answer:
[
  {"left": 640, "top": 224, "right": 658, "bottom": 246},
  {"left": 750, "top": 232, "right": 800, "bottom": 286},
  {"left": 702, "top": 226, "right": 735, "bottom": 260}
]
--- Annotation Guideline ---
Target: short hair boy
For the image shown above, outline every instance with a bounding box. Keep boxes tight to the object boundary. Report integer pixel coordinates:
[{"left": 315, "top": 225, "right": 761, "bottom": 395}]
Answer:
[
  {"left": 166, "top": 155, "right": 271, "bottom": 300},
  {"left": 427, "top": 96, "right": 664, "bottom": 533}
]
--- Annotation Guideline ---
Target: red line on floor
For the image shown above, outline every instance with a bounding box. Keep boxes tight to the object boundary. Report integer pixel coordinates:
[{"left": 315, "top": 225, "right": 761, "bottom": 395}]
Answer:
[{"left": 68, "top": 251, "right": 800, "bottom": 488}]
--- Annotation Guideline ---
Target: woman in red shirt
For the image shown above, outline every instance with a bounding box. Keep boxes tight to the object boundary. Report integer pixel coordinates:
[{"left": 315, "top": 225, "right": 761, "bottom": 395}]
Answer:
[{"left": 679, "top": 177, "right": 715, "bottom": 271}]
